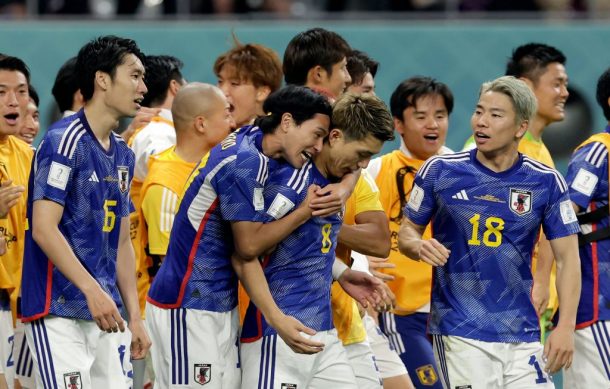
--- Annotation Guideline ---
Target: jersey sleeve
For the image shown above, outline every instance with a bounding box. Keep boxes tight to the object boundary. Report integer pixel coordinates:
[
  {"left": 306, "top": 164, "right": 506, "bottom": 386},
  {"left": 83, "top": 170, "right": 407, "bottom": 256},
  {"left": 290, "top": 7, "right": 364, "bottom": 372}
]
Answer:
[
  {"left": 31, "top": 133, "right": 78, "bottom": 206},
  {"left": 565, "top": 142, "right": 608, "bottom": 210},
  {"left": 142, "top": 185, "right": 177, "bottom": 255},
  {"left": 404, "top": 158, "right": 438, "bottom": 226},
  {"left": 353, "top": 170, "right": 383, "bottom": 215},
  {"left": 542, "top": 173, "right": 581, "bottom": 240}
]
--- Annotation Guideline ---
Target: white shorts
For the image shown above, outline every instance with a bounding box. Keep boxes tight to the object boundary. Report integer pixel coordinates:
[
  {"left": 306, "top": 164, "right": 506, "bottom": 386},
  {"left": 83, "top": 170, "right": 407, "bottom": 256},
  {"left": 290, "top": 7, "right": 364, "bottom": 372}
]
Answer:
[
  {"left": 240, "top": 329, "right": 357, "bottom": 389},
  {"left": 0, "top": 309, "right": 15, "bottom": 388},
  {"left": 14, "top": 320, "right": 34, "bottom": 388},
  {"left": 563, "top": 320, "right": 610, "bottom": 388},
  {"left": 432, "top": 335, "right": 554, "bottom": 389},
  {"left": 145, "top": 303, "right": 240, "bottom": 389},
  {"left": 25, "top": 315, "right": 132, "bottom": 389},
  {"left": 363, "top": 314, "right": 408, "bottom": 379},
  {"left": 344, "top": 338, "right": 382, "bottom": 389}
]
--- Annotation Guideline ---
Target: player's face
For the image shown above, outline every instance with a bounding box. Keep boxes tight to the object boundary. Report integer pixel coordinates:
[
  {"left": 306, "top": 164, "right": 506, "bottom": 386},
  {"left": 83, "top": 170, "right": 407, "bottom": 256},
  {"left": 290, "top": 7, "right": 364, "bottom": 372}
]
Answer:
[
  {"left": 217, "top": 66, "right": 267, "bottom": 129},
  {"left": 17, "top": 99, "right": 39, "bottom": 144},
  {"left": 530, "top": 63, "right": 569, "bottom": 125},
  {"left": 396, "top": 94, "right": 449, "bottom": 161},
  {"left": 471, "top": 91, "right": 526, "bottom": 154},
  {"left": 283, "top": 113, "right": 330, "bottom": 169},
  {"left": 0, "top": 70, "right": 28, "bottom": 138},
  {"left": 204, "top": 93, "right": 234, "bottom": 148},
  {"left": 326, "top": 131, "right": 383, "bottom": 178},
  {"left": 347, "top": 72, "right": 375, "bottom": 95},
  {"left": 322, "top": 58, "right": 351, "bottom": 98},
  {"left": 106, "top": 54, "right": 147, "bottom": 118}
]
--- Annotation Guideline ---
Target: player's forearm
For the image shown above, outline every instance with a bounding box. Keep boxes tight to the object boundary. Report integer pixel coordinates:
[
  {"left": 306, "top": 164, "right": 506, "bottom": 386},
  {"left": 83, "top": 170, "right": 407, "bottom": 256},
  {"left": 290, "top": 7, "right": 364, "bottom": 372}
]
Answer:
[
  {"left": 533, "top": 233, "right": 554, "bottom": 289},
  {"left": 552, "top": 235, "right": 581, "bottom": 328},
  {"left": 397, "top": 218, "right": 426, "bottom": 260},
  {"left": 338, "top": 224, "right": 390, "bottom": 257},
  {"left": 234, "top": 208, "right": 310, "bottom": 259},
  {"left": 231, "top": 254, "right": 284, "bottom": 326},
  {"left": 32, "top": 224, "right": 99, "bottom": 294},
  {"left": 116, "top": 230, "right": 142, "bottom": 323}
]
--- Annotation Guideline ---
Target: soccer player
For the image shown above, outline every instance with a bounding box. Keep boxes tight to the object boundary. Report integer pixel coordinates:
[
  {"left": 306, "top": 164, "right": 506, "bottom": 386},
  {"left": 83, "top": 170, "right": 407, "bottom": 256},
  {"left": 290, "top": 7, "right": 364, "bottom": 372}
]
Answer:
[
  {"left": 366, "top": 76, "right": 454, "bottom": 389},
  {"left": 563, "top": 67, "right": 610, "bottom": 388},
  {"left": 20, "top": 36, "right": 151, "bottom": 388},
  {"left": 346, "top": 50, "right": 378, "bottom": 95},
  {"left": 51, "top": 57, "right": 84, "bottom": 118},
  {"left": 237, "top": 92, "right": 395, "bottom": 388},
  {"left": 0, "top": 55, "right": 32, "bottom": 389},
  {"left": 283, "top": 27, "right": 352, "bottom": 101},
  {"left": 214, "top": 37, "right": 282, "bottom": 129},
  {"left": 146, "top": 86, "right": 337, "bottom": 389},
  {"left": 399, "top": 76, "right": 580, "bottom": 387},
  {"left": 463, "top": 44, "right": 570, "bottom": 329},
  {"left": 15, "top": 85, "right": 38, "bottom": 145},
  {"left": 135, "top": 82, "right": 233, "bottom": 314}
]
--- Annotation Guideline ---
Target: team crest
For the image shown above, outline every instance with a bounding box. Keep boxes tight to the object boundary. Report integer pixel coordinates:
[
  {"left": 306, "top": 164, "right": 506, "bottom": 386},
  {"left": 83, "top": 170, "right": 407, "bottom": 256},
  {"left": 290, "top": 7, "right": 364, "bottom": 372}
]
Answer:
[
  {"left": 118, "top": 166, "right": 129, "bottom": 193},
  {"left": 194, "top": 364, "right": 211, "bottom": 385},
  {"left": 415, "top": 364, "right": 438, "bottom": 385},
  {"left": 63, "top": 372, "right": 82, "bottom": 389},
  {"left": 509, "top": 189, "right": 532, "bottom": 215}
]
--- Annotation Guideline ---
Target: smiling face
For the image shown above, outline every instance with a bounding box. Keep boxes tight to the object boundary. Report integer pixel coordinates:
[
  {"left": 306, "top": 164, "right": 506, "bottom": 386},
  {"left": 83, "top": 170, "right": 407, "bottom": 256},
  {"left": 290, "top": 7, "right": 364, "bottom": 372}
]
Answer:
[
  {"left": 347, "top": 72, "right": 375, "bottom": 95},
  {"left": 17, "top": 98, "right": 39, "bottom": 144},
  {"left": 217, "top": 65, "right": 269, "bottom": 129},
  {"left": 396, "top": 93, "right": 449, "bottom": 160},
  {"left": 103, "top": 53, "right": 147, "bottom": 119},
  {"left": 471, "top": 90, "right": 527, "bottom": 155},
  {"left": 529, "top": 62, "right": 569, "bottom": 126},
  {"left": 324, "top": 130, "right": 383, "bottom": 179},
  {"left": 0, "top": 69, "right": 28, "bottom": 140},
  {"left": 282, "top": 113, "right": 330, "bottom": 169}
]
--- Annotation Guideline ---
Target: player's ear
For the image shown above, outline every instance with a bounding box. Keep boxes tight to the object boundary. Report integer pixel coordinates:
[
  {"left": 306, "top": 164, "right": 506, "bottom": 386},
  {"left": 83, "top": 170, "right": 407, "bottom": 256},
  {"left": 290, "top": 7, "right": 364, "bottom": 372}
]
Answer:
[
  {"left": 95, "top": 71, "right": 110, "bottom": 91},
  {"left": 328, "top": 128, "right": 343, "bottom": 146},
  {"left": 307, "top": 65, "right": 326, "bottom": 85},
  {"left": 516, "top": 120, "right": 528, "bottom": 139},
  {"left": 255, "top": 85, "right": 271, "bottom": 104},
  {"left": 195, "top": 115, "right": 207, "bottom": 134},
  {"left": 280, "top": 113, "right": 293, "bottom": 133},
  {"left": 394, "top": 118, "right": 405, "bottom": 135}
]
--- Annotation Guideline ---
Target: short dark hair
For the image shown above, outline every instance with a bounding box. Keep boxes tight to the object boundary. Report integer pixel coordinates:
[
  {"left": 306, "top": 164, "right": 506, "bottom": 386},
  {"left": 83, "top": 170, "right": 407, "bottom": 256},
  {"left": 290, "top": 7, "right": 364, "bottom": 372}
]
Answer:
[
  {"left": 283, "top": 28, "right": 351, "bottom": 86},
  {"left": 141, "top": 55, "right": 184, "bottom": 107},
  {"left": 0, "top": 55, "right": 30, "bottom": 83},
  {"left": 213, "top": 37, "right": 283, "bottom": 93},
  {"left": 596, "top": 68, "right": 610, "bottom": 121},
  {"left": 76, "top": 35, "right": 145, "bottom": 101},
  {"left": 52, "top": 57, "right": 79, "bottom": 112},
  {"left": 28, "top": 85, "right": 39, "bottom": 106},
  {"left": 506, "top": 43, "right": 566, "bottom": 84},
  {"left": 254, "top": 85, "right": 332, "bottom": 134},
  {"left": 390, "top": 76, "right": 454, "bottom": 119},
  {"left": 333, "top": 93, "right": 395, "bottom": 143},
  {"left": 346, "top": 50, "right": 379, "bottom": 86}
]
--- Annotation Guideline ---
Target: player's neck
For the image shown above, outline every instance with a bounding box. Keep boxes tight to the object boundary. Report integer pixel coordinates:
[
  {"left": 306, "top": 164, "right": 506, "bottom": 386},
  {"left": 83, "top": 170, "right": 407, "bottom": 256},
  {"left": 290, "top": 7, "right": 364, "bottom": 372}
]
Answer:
[
  {"left": 175, "top": 136, "right": 208, "bottom": 163},
  {"left": 260, "top": 132, "right": 284, "bottom": 160},
  {"left": 313, "top": 148, "right": 331, "bottom": 179},
  {"left": 83, "top": 103, "right": 120, "bottom": 150},
  {"left": 476, "top": 145, "right": 520, "bottom": 173},
  {"left": 528, "top": 115, "right": 547, "bottom": 141}
]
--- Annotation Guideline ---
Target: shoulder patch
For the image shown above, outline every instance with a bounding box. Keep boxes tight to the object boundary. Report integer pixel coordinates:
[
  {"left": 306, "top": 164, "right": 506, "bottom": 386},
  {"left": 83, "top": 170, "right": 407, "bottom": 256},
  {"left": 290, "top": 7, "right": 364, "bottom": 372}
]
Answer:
[
  {"left": 571, "top": 168, "right": 598, "bottom": 197},
  {"left": 407, "top": 183, "right": 424, "bottom": 212},
  {"left": 47, "top": 161, "right": 71, "bottom": 190},
  {"left": 267, "top": 193, "right": 295, "bottom": 220}
]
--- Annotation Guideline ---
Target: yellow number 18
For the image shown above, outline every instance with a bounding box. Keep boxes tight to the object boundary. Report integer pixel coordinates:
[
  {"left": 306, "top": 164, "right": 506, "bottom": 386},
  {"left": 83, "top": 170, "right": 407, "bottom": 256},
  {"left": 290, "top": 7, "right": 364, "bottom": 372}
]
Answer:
[{"left": 468, "top": 213, "right": 504, "bottom": 247}]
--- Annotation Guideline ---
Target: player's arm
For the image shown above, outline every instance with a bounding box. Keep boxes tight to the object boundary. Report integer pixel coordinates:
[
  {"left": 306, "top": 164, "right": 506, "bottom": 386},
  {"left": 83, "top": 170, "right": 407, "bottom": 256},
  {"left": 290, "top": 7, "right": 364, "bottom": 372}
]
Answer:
[
  {"left": 398, "top": 216, "right": 450, "bottom": 266},
  {"left": 32, "top": 199, "right": 124, "bottom": 332},
  {"left": 310, "top": 169, "right": 360, "bottom": 216},
  {"left": 338, "top": 210, "right": 390, "bottom": 258},
  {"left": 231, "top": 253, "right": 324, "bottom": 355},
  {"left": 0, "top": 179, "right": 25, "bottom": 219},
  {"left": 531, "top": 232, "right": 554, "bottom": 316},
  {"left": 116, "top": 216, "right": 152, "bottom": 359},
  {"left": 543, "top": 234, "right": 581, "bottom": 374}
]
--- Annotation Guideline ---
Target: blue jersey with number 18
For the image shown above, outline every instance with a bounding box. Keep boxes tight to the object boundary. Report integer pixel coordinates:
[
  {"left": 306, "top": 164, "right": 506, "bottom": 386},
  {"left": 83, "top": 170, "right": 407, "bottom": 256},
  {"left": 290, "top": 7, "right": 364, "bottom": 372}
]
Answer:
[
  {"left": 21, "top": 109, "right": 135, "bottom": 322},
  {"left": 405, "top": 149, "right": 579, "bottom": 343}
]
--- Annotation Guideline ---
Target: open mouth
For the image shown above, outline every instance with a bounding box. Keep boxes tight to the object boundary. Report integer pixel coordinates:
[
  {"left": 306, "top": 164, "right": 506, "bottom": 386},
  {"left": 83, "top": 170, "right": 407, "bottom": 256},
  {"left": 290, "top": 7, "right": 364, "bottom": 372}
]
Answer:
[
  {"left": 423, "top": 134, "right": 439, "bottom": 141},
  {"left": 3, "top": 113, "right": 19, "bottom": 125},
  {"left": 301, "top": 151, "right": 312, "bottom": 162},
  {"left": 475, "top": 131, "right": 490, "bottom": 140},
  {"left": 228, "top": 103, "right": 235, "bottom": 113}
]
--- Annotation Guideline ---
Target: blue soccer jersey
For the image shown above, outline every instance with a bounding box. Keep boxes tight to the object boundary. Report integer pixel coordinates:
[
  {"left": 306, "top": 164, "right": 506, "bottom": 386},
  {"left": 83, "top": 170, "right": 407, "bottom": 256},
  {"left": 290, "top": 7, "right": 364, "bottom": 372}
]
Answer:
[
  {"left": 565, "top": 127, "right": 610, "bottom": 328},
  {"left": 21, "top": 109, "right": 135, "bottom": 321},
  {"left": 241, "top": 160, "right": 342, "bottom": 342},
  {"left": 147, "top": 126, "right": 273, "bottom": 312},
  {"left": 405, "top": 149, "right": 580, "bottom": 343}
]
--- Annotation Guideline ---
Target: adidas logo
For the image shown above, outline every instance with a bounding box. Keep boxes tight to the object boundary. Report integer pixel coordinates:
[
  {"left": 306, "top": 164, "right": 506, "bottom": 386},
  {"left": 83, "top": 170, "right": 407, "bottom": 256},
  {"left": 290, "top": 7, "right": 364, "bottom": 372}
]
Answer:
[
  {"left": 451, "top": 190, "right": 469, "bottom": 200},
  {"left": 88, "top": 171, "right": 99, "bottom": 182}
]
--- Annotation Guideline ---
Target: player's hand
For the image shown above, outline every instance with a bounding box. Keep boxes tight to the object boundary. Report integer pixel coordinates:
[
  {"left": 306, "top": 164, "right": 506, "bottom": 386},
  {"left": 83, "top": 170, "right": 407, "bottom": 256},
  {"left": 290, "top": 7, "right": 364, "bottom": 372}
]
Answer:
[
  {"left": 374, "top": 282, "right": 396, "bottom": 312},
  {"left": 543, "top": 325, "right": 574, "bottom": 374},
  {"left": 338, "top": 268, "right": 393, "bottom": 309},
  {"left": 367, "top": 256, "right": 395, "bottom": 281},
  {"left": 417, "top": 239, "right": 450, "bottom": 266},
  {"left": 531, "top": 282, "right": 550, "bottom": 317},
  {"left": 121, "top": 106, "right": 161, "bottom": 142},
  {"left": 310, "top": 183, "right": 350, "bottom": 217},
  {"left": 269, "top": 313, "right": 324, "bottom": 355},
  {"left": 0, "top": 180, "right": 25, "bottom": 219},
  {"left": 84, "top": 286, "right": 125, "bottom": 333},
  {"left": 129, "top": 319, "right": 152, "bottom": 360}
]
